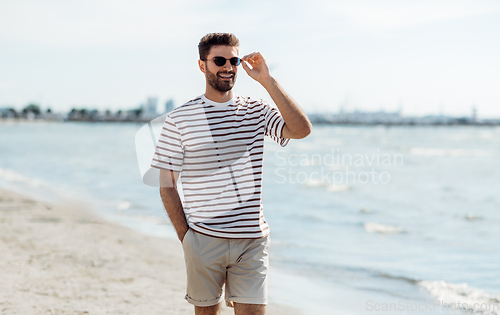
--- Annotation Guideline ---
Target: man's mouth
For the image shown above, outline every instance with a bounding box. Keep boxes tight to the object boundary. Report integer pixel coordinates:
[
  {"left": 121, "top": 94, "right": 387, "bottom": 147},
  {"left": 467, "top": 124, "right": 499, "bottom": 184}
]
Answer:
[{"left": 218, "top": 73, "right": 234, "bottom": 80}]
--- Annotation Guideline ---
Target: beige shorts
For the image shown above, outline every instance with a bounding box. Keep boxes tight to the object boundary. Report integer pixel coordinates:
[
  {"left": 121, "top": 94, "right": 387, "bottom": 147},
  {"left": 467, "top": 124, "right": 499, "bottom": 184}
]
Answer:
[{"left": 181, "top": 229, "right": 270, "bottom": 307}]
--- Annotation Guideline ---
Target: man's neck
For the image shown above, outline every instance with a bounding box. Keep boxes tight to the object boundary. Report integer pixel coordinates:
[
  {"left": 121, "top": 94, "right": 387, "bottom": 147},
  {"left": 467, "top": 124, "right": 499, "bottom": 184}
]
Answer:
[{"left": 204, "top": 87, "right": 234, "bottom": 103}]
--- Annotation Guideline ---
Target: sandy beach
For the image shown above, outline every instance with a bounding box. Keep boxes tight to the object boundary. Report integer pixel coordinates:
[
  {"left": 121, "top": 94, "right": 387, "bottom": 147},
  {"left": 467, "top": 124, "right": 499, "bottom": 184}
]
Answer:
[{"left": 0, "top": 188, "right": 301, "bottom": 315}]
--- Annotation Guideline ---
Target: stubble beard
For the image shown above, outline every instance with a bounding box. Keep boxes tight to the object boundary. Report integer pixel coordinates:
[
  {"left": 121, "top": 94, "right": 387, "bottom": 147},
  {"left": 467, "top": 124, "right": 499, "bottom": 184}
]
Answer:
[{"left": 206, "top": 68, "right": 236, "bottom": 92}]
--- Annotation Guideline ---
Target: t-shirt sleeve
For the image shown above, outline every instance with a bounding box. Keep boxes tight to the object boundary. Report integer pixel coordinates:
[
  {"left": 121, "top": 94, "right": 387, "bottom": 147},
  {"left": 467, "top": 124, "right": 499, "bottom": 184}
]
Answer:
[
  {"left": 263, "top": 101, "right": 290, "bottom": 147},
  {"left": 150, "top": 115, "right": 184, "bottom": 172}
]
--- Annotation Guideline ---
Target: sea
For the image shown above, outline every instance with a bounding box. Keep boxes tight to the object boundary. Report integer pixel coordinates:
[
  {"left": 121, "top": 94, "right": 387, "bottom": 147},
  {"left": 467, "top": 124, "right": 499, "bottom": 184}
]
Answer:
[{"left": 1, "top": 121, "right": 499, "bottom": 315}]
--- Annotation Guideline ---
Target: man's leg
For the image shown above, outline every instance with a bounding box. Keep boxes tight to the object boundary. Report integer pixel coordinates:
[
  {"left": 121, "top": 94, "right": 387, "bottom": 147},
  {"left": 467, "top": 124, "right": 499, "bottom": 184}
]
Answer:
[
  {"left": 195, "top": 302, "right": 222, "bottom": 315},
  {"left": 234, "top": 303, "right": 266, "bottom": 315}
]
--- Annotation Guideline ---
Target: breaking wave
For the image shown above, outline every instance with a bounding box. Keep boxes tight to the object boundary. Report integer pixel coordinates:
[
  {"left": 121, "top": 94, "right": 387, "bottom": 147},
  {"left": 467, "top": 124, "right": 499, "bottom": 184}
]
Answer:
[
  {"left": 364, "top": 222, "right": 404, "bottom": 234},
  {"left": 418, "top": 280, "right": 500, "bottom": 315}
]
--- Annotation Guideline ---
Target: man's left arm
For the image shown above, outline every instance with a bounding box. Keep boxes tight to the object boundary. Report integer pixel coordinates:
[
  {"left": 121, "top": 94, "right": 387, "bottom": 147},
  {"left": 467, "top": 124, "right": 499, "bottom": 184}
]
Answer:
[{"left": 241, "top": 52, "right": 312, "bottom": 139}]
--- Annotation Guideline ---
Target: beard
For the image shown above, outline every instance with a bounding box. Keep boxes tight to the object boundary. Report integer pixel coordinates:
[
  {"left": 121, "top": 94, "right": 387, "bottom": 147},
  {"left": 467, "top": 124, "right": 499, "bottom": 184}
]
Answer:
[{"left": 206, "top": 68, "right": 236, "bottom": 92}]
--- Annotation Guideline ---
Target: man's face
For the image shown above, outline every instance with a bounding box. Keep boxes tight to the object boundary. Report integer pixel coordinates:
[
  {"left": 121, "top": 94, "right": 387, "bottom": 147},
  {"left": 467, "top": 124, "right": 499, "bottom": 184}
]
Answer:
[{"left": 201, "top": 45, "right": 239, "bottom": 92}]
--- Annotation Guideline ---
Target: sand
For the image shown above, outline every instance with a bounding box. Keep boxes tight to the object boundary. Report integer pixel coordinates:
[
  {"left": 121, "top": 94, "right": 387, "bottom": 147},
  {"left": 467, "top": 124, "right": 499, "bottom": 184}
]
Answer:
[{"left": 0, "top": 188, "right": 302, "bottom": 315}]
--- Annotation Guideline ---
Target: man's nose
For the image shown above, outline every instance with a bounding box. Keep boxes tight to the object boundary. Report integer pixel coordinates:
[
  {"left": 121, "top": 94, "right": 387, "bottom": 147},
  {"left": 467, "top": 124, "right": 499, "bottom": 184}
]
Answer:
[{"left": 221, "top": 60, "right": 234, "bottom": 71}]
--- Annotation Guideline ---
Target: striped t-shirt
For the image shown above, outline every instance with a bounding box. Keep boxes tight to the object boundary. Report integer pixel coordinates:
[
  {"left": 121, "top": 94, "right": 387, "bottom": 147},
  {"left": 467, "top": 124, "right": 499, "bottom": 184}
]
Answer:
[{"left": 151, "top": 94, "right": 289, "bottom": 239}]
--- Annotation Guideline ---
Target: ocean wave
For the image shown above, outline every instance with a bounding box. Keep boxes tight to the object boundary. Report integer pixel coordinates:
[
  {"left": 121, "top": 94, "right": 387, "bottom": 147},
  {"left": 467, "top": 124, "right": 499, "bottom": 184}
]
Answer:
[
  {"left": 465, "top": 212, "right": 482, "bottom": 221},
  {"left": 418, "top": 280, "right": 500, "bottom": 314},
  {"left": 305, "top": 179, "right": 325, "bottom": 187},
  {"left": 375, "top": 272, "right": 419, "bottom": 284},
  {"left": 327, "top": 184, "right": 350, "bottom": 192},
  {"left": 364, "top": 222, "right": 404, "bottom": 234},
  {"left": 117, "top": 201, "right": 132, "bottom": 210},
  {"left": 0, "top": 167, "right": 43, "bottom": 187},
  {"left": 409, "top": 147, "right": 491, "bottom": 157}
]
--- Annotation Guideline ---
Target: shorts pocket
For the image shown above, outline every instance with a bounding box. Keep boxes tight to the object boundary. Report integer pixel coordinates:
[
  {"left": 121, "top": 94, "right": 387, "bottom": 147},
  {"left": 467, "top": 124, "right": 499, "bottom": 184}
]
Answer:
[{"left": 181, "top": 228, "right": 192, "bottom": 246}]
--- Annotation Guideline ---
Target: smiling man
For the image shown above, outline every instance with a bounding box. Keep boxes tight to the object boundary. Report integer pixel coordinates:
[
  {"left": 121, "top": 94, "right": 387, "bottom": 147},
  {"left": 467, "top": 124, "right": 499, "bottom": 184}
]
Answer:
[{"left": 151, "top": 33, "right": 311, "bottom": 315}]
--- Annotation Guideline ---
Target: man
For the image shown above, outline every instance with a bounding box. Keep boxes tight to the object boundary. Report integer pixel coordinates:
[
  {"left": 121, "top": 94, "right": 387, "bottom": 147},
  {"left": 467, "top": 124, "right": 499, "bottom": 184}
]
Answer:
[{"left": 151, "top": 33, "right": 311, "bottom": 315}]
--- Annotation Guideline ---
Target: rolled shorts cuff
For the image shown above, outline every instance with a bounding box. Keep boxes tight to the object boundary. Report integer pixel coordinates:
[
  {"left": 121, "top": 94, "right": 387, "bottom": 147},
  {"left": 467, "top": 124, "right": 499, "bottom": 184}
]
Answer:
[
  {"left": 225, "top": 296, "right": 268, "bottom": 308},
  {"left": 185, "top": 293, "right": 224, "bottom": 307}
]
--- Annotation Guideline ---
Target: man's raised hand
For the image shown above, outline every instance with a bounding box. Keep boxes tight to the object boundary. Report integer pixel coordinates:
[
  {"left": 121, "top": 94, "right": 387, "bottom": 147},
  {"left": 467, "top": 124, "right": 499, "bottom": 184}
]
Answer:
[{"left": 241, "top": 52, "right": 271, "bottom": 85}]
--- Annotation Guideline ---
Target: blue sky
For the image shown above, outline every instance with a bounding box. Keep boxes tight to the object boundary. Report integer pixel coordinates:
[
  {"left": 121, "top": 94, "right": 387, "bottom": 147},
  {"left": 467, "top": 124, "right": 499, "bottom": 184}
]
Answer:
[{"left": 1, "top": 0, "right": 500, "bottom": 117}]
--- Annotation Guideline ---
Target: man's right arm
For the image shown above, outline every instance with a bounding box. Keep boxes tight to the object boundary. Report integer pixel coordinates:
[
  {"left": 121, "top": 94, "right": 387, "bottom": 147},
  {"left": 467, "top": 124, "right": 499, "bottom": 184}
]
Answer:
[{"left": 159, "top": 169, "right": 189, "bottom": 242}]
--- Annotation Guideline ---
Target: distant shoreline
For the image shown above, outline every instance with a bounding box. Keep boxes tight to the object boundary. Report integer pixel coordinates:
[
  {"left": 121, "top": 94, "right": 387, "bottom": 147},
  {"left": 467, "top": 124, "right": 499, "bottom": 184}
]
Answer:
[
  {"left": 309, "top": 121, "right": 500, "bottom": 126},
  {"left": 2, "top": 117, "right": 499, "bottom": 127}
]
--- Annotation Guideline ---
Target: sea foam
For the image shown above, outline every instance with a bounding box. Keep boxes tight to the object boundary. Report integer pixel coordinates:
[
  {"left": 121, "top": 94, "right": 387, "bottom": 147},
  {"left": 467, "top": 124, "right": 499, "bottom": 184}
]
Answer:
[
  {"left": 364, "top": 222, "right": 404, "bottom": 234},
  {"left": 418, "top": 280, "right": 500, "bottom": 314},
  {"left": 327, "top": 184, "right": 350, "bottom": 192},
  {"left": 0, "top": 167, "right": 42, "bottom": 187}
]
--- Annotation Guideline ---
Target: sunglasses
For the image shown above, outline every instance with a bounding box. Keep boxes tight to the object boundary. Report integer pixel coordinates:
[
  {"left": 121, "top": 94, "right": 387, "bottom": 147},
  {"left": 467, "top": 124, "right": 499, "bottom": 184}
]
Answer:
[{"left": 202, "top": 56, "right": 241, "bottom": 67}]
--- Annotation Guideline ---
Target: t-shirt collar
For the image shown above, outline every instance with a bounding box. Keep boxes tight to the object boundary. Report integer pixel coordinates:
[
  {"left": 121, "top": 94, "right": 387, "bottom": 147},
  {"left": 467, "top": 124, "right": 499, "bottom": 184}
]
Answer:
[{"left": 201, "top": 94, "right": 237, "bottom": 108}]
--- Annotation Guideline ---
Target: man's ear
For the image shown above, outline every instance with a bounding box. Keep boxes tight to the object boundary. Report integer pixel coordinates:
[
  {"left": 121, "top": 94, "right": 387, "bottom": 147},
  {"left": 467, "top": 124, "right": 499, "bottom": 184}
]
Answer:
[{"left": 198, "top": 59, "right": 206, "bottom": 74}]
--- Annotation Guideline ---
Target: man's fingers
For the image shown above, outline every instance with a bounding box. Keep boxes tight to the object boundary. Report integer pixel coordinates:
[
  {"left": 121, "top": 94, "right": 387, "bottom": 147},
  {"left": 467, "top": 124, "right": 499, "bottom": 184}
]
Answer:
[
  {"left": 241, "top": 52, "right": 265, "bottom": 78},
  {"left": 242, "top": 52, "right": 261, "bottom": 62},
  {"left": 242, "top": 57, "right": 254, "bottom": 64},
  {"left": 242, "top": 57, "right": 261, "bottom": 68},
  {"left": 241, "top": 60, "right": 252, "bottom": 73}
]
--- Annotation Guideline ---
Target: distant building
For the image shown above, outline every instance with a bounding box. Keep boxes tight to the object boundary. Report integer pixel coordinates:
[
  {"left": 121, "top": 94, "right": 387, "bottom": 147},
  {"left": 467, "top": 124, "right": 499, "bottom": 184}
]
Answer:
[
  {"left": 417, "top": 115, "right": 455, "bottom": 125},
  {"left": 165, "top": 99, "right": 174, "bottom": 113},
  {"left": 307, "top": 108, "right": 490, "bottom": 126},
  {"left": 145, "top": 97, "right": 158, "bottom": 116},
  {"left": 309, "top": 109, "right": 404, "bottom": 125}
]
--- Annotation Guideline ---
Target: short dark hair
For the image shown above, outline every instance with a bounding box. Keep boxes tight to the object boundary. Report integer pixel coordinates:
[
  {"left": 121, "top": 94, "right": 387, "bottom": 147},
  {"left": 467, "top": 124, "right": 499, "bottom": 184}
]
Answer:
[{"left": 198, "top": 33, "right": 240, "bottom": 60}]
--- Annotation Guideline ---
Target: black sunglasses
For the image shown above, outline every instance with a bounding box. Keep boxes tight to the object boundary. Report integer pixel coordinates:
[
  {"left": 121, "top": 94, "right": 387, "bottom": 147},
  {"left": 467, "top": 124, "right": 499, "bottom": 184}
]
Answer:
[{"left": 202, "top": 56, "right": 241, "bottom": 67}]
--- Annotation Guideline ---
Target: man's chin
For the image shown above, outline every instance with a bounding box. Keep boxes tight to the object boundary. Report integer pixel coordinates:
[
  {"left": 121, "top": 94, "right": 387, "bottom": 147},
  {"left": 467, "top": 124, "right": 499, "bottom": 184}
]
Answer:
[
  {"left": 215, "top": 83, "right": 234, "bottom": 92},
  {"left": 216, "top": 88, "right": 233, "bottom": 92}
]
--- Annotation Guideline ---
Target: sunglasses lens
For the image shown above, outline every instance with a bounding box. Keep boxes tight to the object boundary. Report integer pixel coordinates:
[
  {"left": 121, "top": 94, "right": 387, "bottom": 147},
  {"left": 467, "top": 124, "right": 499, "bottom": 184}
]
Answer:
[
  {"left": 211, "top": 57, "right": 240, "bottom": 66},
  {"left": 230, "top": 57, "right": 241, "bottom": 66},
  {"left": 213, "top": 57, "right": 226, "bottom": 67}
]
